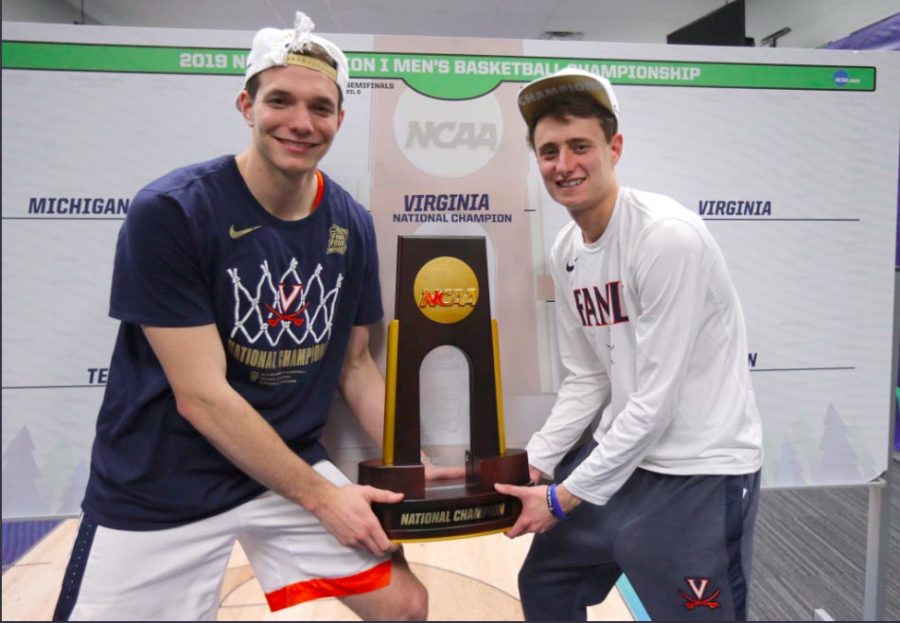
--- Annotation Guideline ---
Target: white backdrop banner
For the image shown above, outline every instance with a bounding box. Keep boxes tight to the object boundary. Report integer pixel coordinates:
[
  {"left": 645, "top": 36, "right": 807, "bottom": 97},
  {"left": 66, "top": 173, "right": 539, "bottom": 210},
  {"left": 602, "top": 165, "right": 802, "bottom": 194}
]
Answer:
[{"left": 2, "top": 22, "right": 898, "bottom": 518}]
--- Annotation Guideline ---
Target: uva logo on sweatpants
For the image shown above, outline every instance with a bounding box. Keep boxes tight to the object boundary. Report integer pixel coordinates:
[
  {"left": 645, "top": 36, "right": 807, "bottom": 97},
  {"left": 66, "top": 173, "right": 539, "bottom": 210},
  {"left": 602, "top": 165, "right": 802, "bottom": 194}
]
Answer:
[{"left": 679, "top": 577, "right": 721, "bottom": 610}]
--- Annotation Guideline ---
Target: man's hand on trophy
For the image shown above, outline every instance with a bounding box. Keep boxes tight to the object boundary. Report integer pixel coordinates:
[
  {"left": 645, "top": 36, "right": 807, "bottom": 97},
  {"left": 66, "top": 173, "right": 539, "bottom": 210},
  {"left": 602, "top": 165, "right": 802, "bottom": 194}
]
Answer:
[
  {"left": 421, "top": 452, "right": 466, "bottom": 482},
  {"left": 493, "top": 482, "right": 558, "bottom": 538},
  {"left": 310, "top": 483, "right": 403, "bottom": 556}
]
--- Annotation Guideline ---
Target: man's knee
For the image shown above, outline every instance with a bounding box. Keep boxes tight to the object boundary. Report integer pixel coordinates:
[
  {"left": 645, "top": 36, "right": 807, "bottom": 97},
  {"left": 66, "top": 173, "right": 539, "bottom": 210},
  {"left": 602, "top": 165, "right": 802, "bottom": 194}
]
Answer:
[
  {"left": 398, "top": 580, "right": 428, "bottom": 620},
  {"left": 369, "top": 573, "right": 427, "bottom": 620},
  {"left": 341, "top": 559, "right": 428, "bottom": 620},
  {"left": 386, "top": 553, "right": 427, "bottom": 620},
  {"left": 518, "top": 560, "right": 543, "bottom": 595}
]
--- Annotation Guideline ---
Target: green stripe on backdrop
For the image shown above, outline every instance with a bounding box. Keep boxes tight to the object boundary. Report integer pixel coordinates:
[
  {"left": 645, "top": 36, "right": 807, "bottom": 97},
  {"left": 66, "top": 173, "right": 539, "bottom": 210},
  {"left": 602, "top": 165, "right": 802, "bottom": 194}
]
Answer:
[{"left": 2, "top": 41, "right": 876, "bottom": 100}]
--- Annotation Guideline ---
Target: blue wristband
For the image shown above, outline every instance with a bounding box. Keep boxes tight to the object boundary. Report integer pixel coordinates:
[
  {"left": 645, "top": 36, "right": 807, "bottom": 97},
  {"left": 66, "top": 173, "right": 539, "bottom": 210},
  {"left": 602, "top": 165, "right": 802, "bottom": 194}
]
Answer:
[{"left": 547, "top": 483, "right": 569, "bottom": 521}]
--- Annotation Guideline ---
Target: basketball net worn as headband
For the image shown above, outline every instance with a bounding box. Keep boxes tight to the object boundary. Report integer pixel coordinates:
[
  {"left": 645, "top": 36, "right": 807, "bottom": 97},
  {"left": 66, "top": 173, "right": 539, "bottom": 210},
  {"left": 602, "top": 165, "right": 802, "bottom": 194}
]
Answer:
[
  {"left": 237, "top": 11, "right": 349, "bottom": 109},
  {"left": 285, "top": 53, "right": 337, "bottom": 83}
]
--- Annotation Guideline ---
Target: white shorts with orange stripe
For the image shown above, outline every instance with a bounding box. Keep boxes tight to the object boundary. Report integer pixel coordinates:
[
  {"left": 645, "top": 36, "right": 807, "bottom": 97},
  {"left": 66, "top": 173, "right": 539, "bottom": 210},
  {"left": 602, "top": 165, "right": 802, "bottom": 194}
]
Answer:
[{"left": 55, "top": 461, "right": 391, "bottom": 621}]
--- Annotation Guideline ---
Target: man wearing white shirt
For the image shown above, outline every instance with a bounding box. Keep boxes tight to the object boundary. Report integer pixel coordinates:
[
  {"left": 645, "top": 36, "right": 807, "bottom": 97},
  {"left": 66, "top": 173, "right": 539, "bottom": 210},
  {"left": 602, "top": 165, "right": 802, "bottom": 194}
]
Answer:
[{"left": 496, "top": 68, "right": 763, "bottom": 621}]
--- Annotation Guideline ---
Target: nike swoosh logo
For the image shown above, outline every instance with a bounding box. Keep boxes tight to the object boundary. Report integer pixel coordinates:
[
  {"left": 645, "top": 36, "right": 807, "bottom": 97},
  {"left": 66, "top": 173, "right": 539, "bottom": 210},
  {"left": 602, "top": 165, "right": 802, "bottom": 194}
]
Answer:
[
  {"left": 229, "top": 224, "right": 261, "bottom": 240},
  {"left": 565, "top": 258, "right": 579, "bottom": 272}
]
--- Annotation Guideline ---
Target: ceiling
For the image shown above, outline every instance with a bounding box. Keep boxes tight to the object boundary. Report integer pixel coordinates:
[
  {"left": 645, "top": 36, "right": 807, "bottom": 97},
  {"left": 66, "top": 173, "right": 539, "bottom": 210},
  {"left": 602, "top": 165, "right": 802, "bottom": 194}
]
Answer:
[
  {"left": 56, "top": 0, "right": 734, "bottom": 42},
  {"left": 51, "top": 0, "right": 724, "bottom": 42},
  {"left": 10, "top": 0, "right": 899, "bottom": 48}
]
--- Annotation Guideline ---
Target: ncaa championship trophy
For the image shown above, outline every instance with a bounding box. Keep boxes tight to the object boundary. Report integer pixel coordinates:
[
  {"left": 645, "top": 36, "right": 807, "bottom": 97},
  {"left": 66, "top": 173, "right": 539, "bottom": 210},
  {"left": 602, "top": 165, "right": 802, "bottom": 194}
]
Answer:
[{"left": 359, "top": 236, "right": 530, "bottom": 541}]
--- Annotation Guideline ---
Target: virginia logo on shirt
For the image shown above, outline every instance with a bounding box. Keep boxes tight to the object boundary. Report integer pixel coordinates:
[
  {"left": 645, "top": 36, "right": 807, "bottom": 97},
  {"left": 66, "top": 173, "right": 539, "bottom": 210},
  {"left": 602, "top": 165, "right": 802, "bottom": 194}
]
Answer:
[
  {"left": 225, "top": 259, "right": 344, "bottom": 382},
  {"left": 572, "top": 281, "right": 629, "bottom": 327},
  {"left": 678, "top": 577, "right": 721, "bottom": 610}
]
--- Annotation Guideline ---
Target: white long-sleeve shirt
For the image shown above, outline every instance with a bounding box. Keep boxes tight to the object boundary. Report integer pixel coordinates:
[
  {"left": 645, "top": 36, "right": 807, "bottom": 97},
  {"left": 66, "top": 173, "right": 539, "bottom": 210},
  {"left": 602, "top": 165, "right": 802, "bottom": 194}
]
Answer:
[{"left": 526, "top": 187, "right": 763, "bottom": 505}]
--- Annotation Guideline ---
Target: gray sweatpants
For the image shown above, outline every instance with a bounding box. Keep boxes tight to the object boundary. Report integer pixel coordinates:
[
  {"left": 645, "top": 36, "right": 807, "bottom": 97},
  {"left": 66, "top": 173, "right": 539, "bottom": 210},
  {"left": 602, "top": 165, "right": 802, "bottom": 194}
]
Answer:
[{"left": 519, "top": 442, "right": 760, "bottom": 621}]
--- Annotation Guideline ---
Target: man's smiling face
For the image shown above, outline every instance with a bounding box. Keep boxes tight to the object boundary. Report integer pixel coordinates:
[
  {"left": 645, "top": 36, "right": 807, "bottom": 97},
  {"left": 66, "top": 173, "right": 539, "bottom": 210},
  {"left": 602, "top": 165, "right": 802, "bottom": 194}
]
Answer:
[
  {"left": 534, "top": 114, "right": 622, "bottom": 218},
  {"left": 242, "top": 64, "right": 344, "bottom": 178}
]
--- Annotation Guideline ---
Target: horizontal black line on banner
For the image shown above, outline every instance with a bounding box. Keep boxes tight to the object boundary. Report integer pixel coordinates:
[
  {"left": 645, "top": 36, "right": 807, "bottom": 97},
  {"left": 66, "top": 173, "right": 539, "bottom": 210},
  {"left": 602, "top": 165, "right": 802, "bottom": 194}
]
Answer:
[
  {"left": 750, "top": 366, "right": 855, "bottom": 372},
  {"left": 3, "top": 369, "right": 855, "bottom": 388},
  {"left": 701, "top": 218, "right": 860, "bottom": 222},
  {"left": 2, "top": 384, "right": 105, "bottom": 390},
  {"left": 2, "top": 217, "right": 126, "bottom": 221}
]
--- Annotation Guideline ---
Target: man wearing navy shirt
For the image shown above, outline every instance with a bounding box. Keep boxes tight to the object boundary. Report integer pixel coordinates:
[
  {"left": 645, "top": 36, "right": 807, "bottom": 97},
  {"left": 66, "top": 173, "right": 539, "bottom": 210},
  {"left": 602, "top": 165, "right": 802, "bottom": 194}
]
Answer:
[{"left": 54, "top": 12, "right": 443, "bottom": 621}]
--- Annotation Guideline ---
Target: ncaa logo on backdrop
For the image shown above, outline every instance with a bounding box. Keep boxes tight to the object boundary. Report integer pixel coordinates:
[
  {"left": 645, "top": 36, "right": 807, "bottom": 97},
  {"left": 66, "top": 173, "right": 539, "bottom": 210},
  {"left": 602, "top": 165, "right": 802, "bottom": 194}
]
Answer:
[
  {"left": 832, "top": 69, "right": 860, "bottom": 86},
  {"left": 394, "top": 89, "right": 503, "bottom": 177}
]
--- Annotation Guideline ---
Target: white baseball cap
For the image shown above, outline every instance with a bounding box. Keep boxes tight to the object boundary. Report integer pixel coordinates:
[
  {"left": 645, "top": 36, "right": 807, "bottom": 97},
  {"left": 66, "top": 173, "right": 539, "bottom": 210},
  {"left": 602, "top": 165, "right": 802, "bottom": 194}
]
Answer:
[
  {"left": 517, "top": 67, "right": 619, "bottom": 127},
  {"left": 237, "top": 11, "right": 349, "bottom": 108}
]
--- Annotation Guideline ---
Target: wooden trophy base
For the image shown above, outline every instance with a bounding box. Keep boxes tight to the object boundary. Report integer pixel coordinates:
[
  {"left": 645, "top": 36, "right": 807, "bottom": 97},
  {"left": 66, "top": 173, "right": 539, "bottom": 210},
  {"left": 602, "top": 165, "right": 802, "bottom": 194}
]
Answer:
[{"left": 359, "top": 449, "right": 530, "bottom": 541}]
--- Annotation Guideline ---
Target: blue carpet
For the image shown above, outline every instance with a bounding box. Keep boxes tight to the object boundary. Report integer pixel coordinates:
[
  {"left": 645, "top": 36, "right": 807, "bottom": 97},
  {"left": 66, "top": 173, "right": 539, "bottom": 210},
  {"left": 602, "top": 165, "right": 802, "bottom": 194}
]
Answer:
[{"left": 2, "top": 520, "right": 62, "bottom": 571}]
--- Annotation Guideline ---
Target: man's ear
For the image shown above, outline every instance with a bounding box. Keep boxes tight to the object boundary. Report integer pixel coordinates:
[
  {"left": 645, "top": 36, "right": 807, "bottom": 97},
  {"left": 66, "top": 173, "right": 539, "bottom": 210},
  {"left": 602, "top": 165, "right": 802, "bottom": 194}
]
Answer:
[
  {"left": 237, "top": 91, "right": 254, "bottom": 126},
  {"left": 611, "top": 132, "right": 623, "bottom": 164}
]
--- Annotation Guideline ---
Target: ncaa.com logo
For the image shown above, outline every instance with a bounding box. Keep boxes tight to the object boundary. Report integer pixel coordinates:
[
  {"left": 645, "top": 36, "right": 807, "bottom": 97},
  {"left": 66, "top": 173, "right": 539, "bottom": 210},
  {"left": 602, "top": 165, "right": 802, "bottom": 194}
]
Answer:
[
  {"left": 832, "top": 69, "right": 860, "bottom": 86},
  {"left": 393, "top": 89, "right": 503, "bottom": 177}
]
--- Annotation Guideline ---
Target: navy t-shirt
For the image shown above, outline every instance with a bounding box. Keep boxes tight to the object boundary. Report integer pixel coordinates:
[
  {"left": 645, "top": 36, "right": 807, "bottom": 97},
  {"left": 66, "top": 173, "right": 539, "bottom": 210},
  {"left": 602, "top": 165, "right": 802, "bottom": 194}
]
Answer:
[{"left": 82, "top": 155, "right": 383, "bottom": 530}]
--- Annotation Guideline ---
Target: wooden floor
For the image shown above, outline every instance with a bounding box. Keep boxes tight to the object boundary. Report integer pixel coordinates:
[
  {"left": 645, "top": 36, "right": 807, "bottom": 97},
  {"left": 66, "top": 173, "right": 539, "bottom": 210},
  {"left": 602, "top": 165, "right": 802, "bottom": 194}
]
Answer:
[
  {"left": 9, "top": 456, "right": 896, "bottom": 621},
  {"left": 1, "top": 520, "right": 634, "bottom": 621}
]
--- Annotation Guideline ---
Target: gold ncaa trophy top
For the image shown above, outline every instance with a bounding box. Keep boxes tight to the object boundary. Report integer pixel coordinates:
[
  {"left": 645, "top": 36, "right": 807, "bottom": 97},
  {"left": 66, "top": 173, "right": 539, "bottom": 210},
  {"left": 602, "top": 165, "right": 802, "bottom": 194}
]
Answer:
[{"left": 359, "top": 236, "right": 530, "bottom": 541}]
